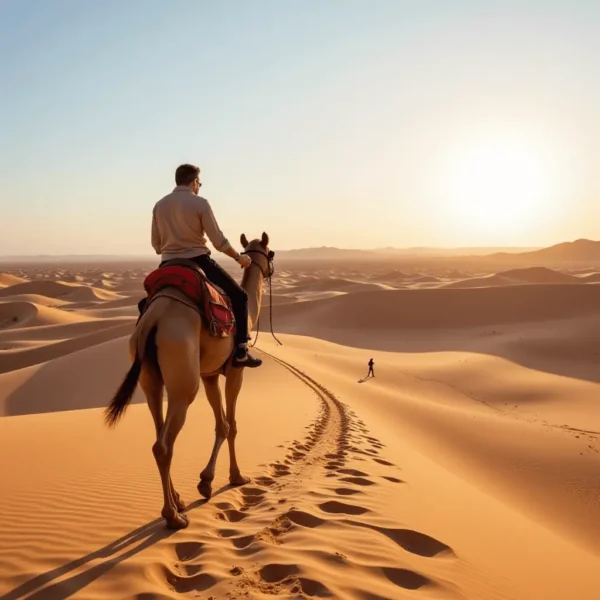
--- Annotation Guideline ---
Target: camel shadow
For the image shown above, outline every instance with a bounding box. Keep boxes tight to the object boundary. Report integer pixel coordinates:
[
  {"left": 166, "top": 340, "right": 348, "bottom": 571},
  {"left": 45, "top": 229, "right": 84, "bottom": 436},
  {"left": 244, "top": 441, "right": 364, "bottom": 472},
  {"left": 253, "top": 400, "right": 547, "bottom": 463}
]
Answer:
[{"left": 3, "top": 486, "right": 231, "bottom": 600}]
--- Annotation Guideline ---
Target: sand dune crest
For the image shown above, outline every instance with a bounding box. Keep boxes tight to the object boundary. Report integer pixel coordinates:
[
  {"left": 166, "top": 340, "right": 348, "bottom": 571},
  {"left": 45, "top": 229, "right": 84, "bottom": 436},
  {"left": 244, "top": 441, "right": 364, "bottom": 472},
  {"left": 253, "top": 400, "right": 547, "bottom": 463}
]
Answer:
[
  {"left": 0, "top": 273, "right": 28, "bottom": 287},
  {"left": 0, "top": 280, "right": 122, "bottom": 302}
]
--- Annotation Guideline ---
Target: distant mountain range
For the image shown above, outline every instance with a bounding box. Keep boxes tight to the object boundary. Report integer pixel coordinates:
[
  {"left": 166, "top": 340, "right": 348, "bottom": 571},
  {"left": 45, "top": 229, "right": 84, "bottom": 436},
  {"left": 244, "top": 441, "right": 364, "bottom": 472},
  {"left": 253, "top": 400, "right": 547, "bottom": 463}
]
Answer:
[
  {"left": 277, "top": 245, "right": 540, "bottom": 258},
  {"left": 278, "top": 239, "right": 600, "bottom": 262},
  {"left": 487, "top": 239, "right": 600, "bottom": 262}
]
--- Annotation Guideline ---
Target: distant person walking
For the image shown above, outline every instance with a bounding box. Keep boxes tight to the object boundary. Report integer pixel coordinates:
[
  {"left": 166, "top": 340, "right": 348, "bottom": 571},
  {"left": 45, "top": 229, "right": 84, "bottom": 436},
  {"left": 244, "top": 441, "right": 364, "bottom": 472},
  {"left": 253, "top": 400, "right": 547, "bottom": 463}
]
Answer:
[{"left": 367, "top": 358, "right": 375, "bottom": 378}]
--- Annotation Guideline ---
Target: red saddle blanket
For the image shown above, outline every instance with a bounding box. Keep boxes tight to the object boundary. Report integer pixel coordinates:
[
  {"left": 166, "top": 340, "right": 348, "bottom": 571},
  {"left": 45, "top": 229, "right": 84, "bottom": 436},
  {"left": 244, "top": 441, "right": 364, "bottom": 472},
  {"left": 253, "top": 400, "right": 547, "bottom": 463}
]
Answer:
[{"left": 143, "top": 265, "right": 235, "bottom": 337}]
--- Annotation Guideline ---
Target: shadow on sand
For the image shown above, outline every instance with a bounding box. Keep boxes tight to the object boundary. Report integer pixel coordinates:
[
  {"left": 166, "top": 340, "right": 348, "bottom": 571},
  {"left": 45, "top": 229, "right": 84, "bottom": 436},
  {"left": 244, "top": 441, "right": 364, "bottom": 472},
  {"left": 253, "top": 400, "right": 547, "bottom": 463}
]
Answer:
[{"left": 2, "top": 488, "right": 232, "bottom": 600}]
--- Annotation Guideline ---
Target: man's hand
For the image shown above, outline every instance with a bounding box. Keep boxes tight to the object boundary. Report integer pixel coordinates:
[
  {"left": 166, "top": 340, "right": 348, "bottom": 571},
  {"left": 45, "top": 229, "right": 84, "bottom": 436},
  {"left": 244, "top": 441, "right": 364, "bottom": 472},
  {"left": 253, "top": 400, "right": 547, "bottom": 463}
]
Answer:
[{"left": 236, "top": 254, "right": 252, "bottom": 268}]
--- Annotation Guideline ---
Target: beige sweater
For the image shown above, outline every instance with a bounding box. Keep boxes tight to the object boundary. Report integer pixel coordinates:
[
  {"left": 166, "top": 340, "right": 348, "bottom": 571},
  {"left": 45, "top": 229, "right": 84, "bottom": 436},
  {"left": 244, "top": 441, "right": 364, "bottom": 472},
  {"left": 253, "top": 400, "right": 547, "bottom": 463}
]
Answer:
[{"left": 151, "top": 186, "right": 232, "bottom": 261}]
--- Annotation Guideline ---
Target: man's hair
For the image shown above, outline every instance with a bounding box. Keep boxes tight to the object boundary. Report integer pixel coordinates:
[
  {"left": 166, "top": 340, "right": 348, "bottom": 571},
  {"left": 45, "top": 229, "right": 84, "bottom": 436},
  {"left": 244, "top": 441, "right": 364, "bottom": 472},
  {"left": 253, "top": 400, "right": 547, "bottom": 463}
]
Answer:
[{"left": 175, "top": 164, "right": 200, "bottom": 186}]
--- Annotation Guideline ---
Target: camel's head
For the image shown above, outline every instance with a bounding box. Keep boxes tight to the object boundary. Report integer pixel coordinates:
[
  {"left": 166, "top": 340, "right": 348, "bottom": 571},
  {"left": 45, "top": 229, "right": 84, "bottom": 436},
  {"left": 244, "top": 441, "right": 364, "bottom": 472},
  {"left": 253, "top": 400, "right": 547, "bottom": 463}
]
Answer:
[{"left": 240, "top": 232, "right": 275, "bottom": 278}]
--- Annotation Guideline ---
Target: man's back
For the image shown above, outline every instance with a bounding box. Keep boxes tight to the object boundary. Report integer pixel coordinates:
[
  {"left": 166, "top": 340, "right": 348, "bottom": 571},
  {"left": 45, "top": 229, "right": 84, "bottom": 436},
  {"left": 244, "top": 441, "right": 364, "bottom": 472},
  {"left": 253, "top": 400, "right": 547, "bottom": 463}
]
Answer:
[{"left": 152, "top": 185, "right": 231, "bottom": 261}]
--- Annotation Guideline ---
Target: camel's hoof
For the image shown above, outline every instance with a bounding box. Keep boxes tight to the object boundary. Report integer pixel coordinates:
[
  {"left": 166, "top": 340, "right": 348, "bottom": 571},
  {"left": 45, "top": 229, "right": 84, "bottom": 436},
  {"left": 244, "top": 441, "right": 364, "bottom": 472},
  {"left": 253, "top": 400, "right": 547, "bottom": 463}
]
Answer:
[
  {"left": 198, "top": 479, "right": 213, "bottom": 500},
  {"left": 230, "top": 474, "right": 251, "bottom": 487},
  {"left": 175, "top": 496, "right": 186, "bottom": 512},
  {"left": 164, "top": 512, "right": 189, "bottom": 530}
]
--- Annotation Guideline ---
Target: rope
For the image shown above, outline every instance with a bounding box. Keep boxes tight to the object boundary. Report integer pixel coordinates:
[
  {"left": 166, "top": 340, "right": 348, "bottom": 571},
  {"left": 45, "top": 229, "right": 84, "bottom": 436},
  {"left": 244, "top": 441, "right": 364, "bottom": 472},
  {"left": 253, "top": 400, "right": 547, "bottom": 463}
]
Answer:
[{"left": 250, "top": 273, "right": 282, "bottom": 347}]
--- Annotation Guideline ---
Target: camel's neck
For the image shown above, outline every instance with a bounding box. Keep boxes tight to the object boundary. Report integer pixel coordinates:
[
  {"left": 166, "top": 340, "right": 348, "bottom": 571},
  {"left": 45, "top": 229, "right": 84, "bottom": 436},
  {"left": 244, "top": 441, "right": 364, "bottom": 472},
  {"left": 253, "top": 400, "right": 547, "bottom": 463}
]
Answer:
[{"left": 241, "top": 264, "right": 263, "bottom": 332}]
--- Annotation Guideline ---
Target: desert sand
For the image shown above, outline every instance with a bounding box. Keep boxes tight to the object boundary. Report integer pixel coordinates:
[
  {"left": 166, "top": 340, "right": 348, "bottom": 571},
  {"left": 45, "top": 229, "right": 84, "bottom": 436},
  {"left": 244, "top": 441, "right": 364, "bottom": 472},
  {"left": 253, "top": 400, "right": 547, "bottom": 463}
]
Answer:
[{"left": 1, "top": 255, "right": 600, "bottom": 599}]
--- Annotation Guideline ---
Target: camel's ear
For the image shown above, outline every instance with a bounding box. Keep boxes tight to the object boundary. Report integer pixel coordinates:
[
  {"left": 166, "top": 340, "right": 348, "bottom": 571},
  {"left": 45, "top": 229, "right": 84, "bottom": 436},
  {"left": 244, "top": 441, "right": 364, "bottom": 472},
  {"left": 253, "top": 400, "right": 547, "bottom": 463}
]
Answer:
[
  {"left": 240, "top": 233, "right": 249, "bottom": 248},
  {"left": 261, "top": 232, "right": 269, "bottom": 248}
]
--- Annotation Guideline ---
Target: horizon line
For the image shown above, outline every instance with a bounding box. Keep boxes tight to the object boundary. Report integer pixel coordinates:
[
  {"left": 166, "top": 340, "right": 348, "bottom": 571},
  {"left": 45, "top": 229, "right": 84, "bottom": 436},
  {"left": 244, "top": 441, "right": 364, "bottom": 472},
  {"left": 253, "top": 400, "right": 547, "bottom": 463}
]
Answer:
[{"left": 0, "top": 244, "right": 546, "bottom": 259}]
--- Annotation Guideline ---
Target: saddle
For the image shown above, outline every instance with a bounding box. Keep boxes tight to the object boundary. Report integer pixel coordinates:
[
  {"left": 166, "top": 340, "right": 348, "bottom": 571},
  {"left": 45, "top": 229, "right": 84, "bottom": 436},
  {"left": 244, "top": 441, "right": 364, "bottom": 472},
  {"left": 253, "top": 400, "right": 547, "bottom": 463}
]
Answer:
[{"left": 140, "top": 258, "right": 236, "bottom": 338}]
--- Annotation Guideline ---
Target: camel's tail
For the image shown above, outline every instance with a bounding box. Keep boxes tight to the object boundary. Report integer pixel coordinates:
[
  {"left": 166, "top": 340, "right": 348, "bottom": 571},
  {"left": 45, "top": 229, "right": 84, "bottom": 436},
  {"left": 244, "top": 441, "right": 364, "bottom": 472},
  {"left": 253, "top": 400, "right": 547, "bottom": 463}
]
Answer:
[
  {"left": 104, "top": 299, "right": 168, "bottom": 427},
  {"left": 104, "top": 349, "right": 144, "bottom": 427}
]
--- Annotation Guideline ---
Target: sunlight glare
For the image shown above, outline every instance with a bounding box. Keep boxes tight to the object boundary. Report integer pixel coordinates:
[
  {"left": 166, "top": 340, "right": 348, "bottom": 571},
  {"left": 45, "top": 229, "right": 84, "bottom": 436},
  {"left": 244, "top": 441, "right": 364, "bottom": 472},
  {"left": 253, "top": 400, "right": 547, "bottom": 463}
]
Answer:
[{"left": 438, "top": 133, "right": 562, "bottom": 239}]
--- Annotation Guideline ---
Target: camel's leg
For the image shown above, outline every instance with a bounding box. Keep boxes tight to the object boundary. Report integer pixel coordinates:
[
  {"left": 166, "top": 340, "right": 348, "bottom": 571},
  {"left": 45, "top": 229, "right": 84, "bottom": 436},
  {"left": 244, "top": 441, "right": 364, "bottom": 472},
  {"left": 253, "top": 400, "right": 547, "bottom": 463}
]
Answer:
[
  {"left": 225, "top": 370, "right": 250, "bottom": 486},
  {"left": 153, "top": 398, "right": 191, "bottom": 529},
  {"left": 140, "top": 367, "right": 185, "bottom": 512},
  {"left": 198, "top": 375, "right": 229, "bottom": 499},
  {"left": 152, "top": 327, "right": 199, "bottom": 530}
]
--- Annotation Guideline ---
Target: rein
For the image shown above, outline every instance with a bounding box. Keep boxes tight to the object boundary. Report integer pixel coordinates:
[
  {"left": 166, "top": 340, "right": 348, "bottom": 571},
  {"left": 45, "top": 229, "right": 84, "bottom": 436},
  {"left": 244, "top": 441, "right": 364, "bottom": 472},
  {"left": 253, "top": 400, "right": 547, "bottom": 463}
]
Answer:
[{"left": 242, "top": 248, "right": 283, "bottom": 347}]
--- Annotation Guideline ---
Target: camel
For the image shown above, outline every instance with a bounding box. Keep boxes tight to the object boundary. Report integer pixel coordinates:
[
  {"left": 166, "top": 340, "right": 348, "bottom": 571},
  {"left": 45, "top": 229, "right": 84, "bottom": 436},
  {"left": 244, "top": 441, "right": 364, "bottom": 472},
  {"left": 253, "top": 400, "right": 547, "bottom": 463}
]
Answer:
[{"left": 104, "top": 232, "right": 274, "bottom": 529}]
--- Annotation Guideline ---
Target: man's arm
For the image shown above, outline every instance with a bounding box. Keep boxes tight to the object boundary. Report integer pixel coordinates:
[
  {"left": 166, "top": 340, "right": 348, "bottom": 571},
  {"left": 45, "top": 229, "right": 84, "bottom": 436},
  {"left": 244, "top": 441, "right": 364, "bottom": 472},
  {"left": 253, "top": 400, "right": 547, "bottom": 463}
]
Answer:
[
  {"left": 151, "top": 210, "right": 161, "bottom": 254},
  {"left": 201, "top": 198, "right": 234, "bottom": 254},
  {"left": 222, "top": 246, "right": 242, "bottom": 260}
]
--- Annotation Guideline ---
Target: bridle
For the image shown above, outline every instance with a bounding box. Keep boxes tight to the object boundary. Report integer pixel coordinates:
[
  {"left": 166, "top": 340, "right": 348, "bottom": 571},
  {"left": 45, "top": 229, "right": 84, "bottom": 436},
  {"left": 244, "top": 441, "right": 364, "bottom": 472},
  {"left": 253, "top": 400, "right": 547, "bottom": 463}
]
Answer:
[
  {"left": 241, "top": 247, "right": 282, "bottom": 347},
  {"left": 242, "top": 248, "right": 275, "bottom": 279}
]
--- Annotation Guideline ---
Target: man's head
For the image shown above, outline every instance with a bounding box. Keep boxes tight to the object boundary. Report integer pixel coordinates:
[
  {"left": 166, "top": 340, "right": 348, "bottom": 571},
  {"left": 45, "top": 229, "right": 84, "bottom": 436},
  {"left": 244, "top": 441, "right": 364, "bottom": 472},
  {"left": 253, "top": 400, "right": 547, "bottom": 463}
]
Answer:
[{"left": 175, "top": 163, "right": 201, "bottom": 194}]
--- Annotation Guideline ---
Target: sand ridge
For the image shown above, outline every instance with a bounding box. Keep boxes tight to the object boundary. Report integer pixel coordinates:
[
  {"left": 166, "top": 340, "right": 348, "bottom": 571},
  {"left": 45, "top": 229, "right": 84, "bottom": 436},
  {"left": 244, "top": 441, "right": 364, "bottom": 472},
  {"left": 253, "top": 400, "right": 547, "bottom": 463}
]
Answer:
[{"left": 0, "top": 258, "right": 599, "bottom": 599}]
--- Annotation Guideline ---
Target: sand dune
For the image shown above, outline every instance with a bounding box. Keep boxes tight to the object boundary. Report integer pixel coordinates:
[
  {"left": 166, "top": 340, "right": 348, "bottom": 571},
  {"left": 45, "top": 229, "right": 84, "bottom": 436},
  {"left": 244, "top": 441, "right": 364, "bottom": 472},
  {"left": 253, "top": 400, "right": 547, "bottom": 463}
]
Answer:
[
  {"left": 443, "top": 266, "right": 577, "bottom": 289},
  {"left": 577, "top": 272, "right": 600, "bottom": 283},
  {"left": 0, "top": 300, "right": 93, "bottom": 330},
  {"left": 0, "top": 293, "right": 73, "bottom": 307},
  {"left": 0, "top": 319, "right": 135, "bottom": 373},
  {"left": 499, "top": 266, "right": 577, "bottom": 284},
  {"left": 80, "top": 305, "right": 140, "bottom": 318},
  {"left": 265, "top": 283, "right": 600, "bottom": 334},
  {"left": 0, "top": 279, "right": 122, "bottom": 302},
  {"left": 78, "top": 294, "right": 144, "bottom": 310},
  {"left": 0, "top": 273, "right": 28, "bottom": 287},
  {"left": 0, "top": 335, "right": 141, "bottom": 415},
  {"left": 284, "top": 277, "right": 396, "bottom": 293},
  {"left": 441, "top": 273, "right": 523, "bottom": 288},
  {"left": 1, "top": 259, "right": 599, "bottom": 600}
]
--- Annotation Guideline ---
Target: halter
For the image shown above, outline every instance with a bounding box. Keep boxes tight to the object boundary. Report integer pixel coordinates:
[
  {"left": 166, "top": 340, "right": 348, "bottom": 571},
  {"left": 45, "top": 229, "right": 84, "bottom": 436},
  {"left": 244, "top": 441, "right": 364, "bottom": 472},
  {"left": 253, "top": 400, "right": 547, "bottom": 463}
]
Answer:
[
  {"left": 241, "top": 248, "right": 275, "bottom": 278},
  {"left": 241, "top": 247, "right": 282, "bottom": 347}
]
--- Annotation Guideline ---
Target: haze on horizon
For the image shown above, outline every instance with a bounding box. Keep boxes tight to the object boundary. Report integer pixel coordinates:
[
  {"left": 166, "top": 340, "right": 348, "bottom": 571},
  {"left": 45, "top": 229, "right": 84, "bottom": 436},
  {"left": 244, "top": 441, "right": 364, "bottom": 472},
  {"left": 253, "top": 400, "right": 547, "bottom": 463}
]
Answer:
[{"left": 1, "top": 0, "right": 598, "bottom": 256}]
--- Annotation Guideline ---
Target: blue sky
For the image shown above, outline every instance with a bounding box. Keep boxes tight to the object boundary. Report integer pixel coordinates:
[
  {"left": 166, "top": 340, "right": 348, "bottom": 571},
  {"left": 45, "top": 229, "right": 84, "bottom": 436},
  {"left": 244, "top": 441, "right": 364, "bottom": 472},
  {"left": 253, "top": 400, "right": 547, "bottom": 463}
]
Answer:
[{"left": 1, "top": 0, "right": 599, "bottom": 255}]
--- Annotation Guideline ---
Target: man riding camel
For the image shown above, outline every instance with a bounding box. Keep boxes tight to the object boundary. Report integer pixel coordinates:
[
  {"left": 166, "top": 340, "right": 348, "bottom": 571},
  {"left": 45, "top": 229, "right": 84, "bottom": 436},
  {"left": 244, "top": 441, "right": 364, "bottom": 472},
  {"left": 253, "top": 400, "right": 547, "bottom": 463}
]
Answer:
[{"left": 150, "top": 163, "right": 262, "bottom": 368}]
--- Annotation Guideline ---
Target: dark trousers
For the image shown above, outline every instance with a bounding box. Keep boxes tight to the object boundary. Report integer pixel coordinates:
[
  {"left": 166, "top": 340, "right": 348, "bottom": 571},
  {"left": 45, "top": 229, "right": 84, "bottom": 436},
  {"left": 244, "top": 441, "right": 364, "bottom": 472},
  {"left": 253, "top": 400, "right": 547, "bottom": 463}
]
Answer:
[
  {"left": 368, "top": 367, "right": 374, "bottom": 377},
  {"left": 189, "top": 254, "right": 249, "bottom": 346}
]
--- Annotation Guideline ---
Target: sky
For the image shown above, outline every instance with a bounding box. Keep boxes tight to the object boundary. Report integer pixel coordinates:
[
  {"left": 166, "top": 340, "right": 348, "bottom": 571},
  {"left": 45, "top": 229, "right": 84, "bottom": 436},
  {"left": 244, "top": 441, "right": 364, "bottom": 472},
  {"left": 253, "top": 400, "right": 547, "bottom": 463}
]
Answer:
[{"left": 1, "top": 0, "right": 599, "bottom": 255}]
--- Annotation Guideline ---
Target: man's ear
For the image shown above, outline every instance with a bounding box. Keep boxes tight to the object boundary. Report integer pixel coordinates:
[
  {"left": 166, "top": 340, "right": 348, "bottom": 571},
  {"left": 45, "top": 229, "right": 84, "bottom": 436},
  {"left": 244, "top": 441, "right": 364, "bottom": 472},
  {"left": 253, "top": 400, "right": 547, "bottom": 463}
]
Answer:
[
  {"left": 261, "top": 232, "right": 269, "bottom": 248},
  {"left": 240, "top": 233, "right": 249, "bottom": 247}
]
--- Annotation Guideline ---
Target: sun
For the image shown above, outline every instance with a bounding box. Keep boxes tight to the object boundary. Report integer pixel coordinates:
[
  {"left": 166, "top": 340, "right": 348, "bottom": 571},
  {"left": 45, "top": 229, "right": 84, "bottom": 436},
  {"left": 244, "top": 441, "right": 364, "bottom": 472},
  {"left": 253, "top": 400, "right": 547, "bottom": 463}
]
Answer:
[{"left": 439, "top": 135, "right": 556, "bottom": 239}]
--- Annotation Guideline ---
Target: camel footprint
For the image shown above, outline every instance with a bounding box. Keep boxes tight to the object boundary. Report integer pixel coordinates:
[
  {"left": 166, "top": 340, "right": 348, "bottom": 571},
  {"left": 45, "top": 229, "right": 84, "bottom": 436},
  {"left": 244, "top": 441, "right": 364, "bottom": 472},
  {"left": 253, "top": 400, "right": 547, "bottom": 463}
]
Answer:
[
  {"left": 257, "top": 564, "right": 332, "bottom": 597},
  {"left": 270, "top": 462, "right": 292, "bottom": 478},
  {"left": 161, "top": 563, "right": 217, "bottom": 594},
  {"left": 339, "top": 476, "right": 377, "bottom": 487},
  {"left": 338, "top": 468, "right": 369, "bottom": 477},
  {"left": 216, "top": 509, "right": 248, "bottom": 523},
  {"left": 334, "top": 487, "right": 363, "bottom": 496},
  {"left": 373, "top": 458, "right": 395, "bottom": 467},
  {"left": 319, "top": 500, "right": 370, "bottom": 516},
  {"left": 382, "top": 568, "right": 431, "bottom": 591},
  {"left": 349, "top": 521, "right": 455, "bottom": 558},
  {"left": 382, "top": 476, "right": 404, "bottom": 484},
  {"left": 238, "top": 486, "right": 268, "bottom": 508},
  {"left": 174, "top": 541, "right": 205, "bottom": 562}
]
